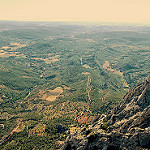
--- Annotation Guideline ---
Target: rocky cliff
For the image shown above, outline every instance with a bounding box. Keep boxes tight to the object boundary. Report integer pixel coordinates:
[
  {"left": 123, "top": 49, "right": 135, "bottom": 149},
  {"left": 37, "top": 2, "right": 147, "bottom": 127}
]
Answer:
[{"left": 61, "top": 75, "right": 150, "bottom": 150}]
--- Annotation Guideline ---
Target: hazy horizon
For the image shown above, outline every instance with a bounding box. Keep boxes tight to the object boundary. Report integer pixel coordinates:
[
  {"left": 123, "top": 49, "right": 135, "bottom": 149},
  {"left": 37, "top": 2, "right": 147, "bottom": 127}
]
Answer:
[
  {"left": 0, "top": 20, "right": 150, "bottom": 27},
  {"left": 0, "top": 0, "right": 150, "bottom": 25}
]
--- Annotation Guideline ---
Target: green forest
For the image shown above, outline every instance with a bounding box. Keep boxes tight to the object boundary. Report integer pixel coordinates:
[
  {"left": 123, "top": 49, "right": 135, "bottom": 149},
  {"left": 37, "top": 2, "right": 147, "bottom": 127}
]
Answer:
[{"left": 0, "top": 21, "right": 150, "bottom": 149}]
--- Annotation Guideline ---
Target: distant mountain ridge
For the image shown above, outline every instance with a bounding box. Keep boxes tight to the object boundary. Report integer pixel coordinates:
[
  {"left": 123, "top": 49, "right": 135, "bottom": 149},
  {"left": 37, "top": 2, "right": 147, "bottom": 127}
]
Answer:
[{"left": 61, "top": 75, "right": 150, "bottom": 150}]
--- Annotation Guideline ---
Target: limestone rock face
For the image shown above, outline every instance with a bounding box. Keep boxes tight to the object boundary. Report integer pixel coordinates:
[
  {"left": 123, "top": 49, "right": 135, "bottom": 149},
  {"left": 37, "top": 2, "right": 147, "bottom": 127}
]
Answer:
[{"left": 61, "top": 76, "right": 150, "bottom": 150}]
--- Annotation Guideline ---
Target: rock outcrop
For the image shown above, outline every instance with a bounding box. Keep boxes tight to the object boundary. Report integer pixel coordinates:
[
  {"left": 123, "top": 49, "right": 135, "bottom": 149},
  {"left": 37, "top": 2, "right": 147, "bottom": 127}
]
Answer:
[{"left": 61, "top": 75, "right": 150, "bottom": 150}]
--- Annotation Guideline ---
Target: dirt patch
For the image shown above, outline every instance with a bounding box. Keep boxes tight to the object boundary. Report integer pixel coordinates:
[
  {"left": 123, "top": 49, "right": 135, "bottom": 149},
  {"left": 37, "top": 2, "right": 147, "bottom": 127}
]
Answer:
[
  {"left": 0, "top": 52, "right": 24, "bottom": 58},
  {"left": 0, "top": 85, "right": 6, "bottom": 88},
  {"left": 22, "top": 76, "right": 31, "bottom": 78},
  {"left": 32, "top": 58, "right": 43, "bottom": 60},
  {"left": 32, "top": 55, "right": 60, "bottom": 64},
  {"left": 10, "top": 42, "right": 19, "bottom": 46},
  {"left": 81, "top": 72, "right": 91, "bottom": 75},
  {"left": 46, "top": 95, "right": 57, "bottom": 101},
  {"left": 83, "top": 64, "right": 92, "bottom": 69},
  {"left": 45, "top": 55, "right": 60, "bottom": 64},
  {"left": 85, "top": 39, "right": 95, "bottom": 42},
  {"left": 45, "top": 58, "right": 59, "bottom": 64},
  {"left": 77, "top": 115, "right": 95, "bottom": 124},
  {"left": 1, "top": 46, "right": 10, "bottom": 50},
  {"left": 0, "top": 124, "right": 4, "bottom": 129},
  {"left": 80, "top": 57, "right": 83, "bottom": 65},
  {"left": 48, "top": 87, "right": 63, "bottom": 95}
]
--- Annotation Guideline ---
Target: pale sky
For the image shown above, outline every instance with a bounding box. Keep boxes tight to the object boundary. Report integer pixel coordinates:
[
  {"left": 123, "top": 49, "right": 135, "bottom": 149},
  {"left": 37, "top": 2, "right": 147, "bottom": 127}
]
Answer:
[{"left": 0, "top": 0, "right": 150, "bottom": 24}]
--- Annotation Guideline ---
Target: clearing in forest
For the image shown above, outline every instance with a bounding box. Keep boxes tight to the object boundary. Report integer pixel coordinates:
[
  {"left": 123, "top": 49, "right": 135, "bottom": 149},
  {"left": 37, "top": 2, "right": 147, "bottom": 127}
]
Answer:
[{"left": 43, "top": 87, "right": 63, "bottom": 101}]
